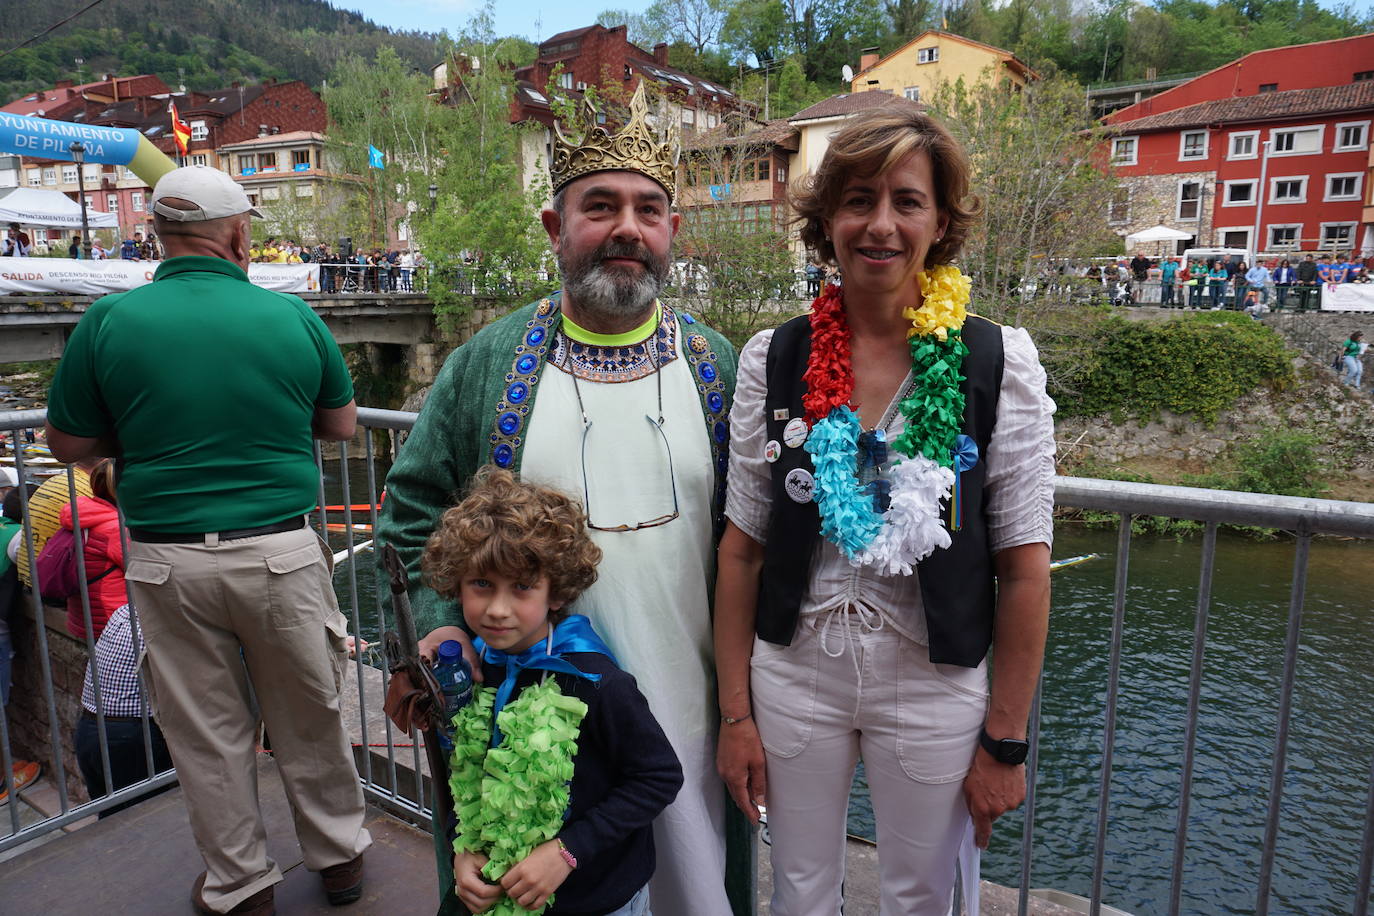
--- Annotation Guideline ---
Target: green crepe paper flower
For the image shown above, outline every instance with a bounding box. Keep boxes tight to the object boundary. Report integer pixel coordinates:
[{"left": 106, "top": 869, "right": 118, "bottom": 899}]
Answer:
[
  {"left": 893, "top": 331, "right": 967, "bottom": 466},
  {"left": 448, "top": 681, "right": 588, "bottom": 916}
]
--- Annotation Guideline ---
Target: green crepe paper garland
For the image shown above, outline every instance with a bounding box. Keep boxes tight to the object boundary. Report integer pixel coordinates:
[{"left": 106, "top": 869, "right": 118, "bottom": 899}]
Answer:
[
  {"left": 891, "top": 330, "right": 968, "bottom": 467},
  {"left": 449, "top": 681, "right": 589, "bottom": 916}
]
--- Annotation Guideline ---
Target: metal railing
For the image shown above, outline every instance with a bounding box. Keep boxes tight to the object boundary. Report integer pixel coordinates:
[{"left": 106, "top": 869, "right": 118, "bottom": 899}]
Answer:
[{"left": 3, "top": 409, "right": 1374, "bottom": 914}]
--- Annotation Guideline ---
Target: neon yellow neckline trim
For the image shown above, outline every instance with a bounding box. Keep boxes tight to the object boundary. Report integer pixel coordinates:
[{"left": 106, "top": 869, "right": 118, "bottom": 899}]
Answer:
[{"left": 561, "top": 303, "right": 661, "bottom": 347}]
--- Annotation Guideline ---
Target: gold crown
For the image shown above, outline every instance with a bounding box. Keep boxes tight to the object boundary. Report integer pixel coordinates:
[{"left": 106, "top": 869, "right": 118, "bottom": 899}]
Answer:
[{"left": 550, "top": 82, "right": 680, "bottom": 201}]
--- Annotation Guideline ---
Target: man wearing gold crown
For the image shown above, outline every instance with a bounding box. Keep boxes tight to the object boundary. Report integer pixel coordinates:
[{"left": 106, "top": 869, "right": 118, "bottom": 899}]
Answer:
[{"left": 377, "top": 83, "right": 738, "bottom": 914}]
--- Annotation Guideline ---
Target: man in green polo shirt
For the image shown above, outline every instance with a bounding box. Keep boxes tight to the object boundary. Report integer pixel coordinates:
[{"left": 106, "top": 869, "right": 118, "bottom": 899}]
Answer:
[{"left": 45, "top": 166, "right": 370, "bottom": 916}]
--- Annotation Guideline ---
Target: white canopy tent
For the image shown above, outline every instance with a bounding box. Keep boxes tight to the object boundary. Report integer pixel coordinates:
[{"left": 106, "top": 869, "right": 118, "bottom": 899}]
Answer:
[
  {"left": 1125, "top": 225, "right": 1194, "bottom": 244},
  {"left": 0, "top": 186, "right": 119, "bottom": 229}
]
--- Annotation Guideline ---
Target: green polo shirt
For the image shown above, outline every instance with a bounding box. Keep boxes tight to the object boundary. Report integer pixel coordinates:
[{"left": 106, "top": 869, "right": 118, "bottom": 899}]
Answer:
[{"left": 47, "top": 256, "right": 353, "bottom": 532}]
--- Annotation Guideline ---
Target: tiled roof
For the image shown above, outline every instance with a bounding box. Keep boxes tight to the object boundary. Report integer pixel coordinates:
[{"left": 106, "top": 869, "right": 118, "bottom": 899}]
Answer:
[
  {"left": 1109, "top": 81, "right": 1374, "bottom": 132},
  {"left": 789, "top": 91, "right": 924, "bottom": 123},
  {"left": 684, "top": 118, "right": 798, "bottom": 152},
  {"left": 541, "top": 25, "right": 598, "bottom": 47}
]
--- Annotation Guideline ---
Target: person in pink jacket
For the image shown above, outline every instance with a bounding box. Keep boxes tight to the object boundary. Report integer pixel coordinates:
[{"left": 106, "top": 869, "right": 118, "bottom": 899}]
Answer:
[{"left": 59, "top": 460, "right": 127, "bottom": 641}]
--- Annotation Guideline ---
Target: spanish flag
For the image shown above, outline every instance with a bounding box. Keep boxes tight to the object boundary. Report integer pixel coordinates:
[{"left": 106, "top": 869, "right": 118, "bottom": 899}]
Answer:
[{"left": 170, "top": 101, "right": 191, "bottom": 156}]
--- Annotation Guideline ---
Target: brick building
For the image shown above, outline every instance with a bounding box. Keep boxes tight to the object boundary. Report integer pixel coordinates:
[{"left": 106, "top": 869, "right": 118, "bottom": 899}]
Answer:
[
  {"left": 2, "top": 76, "right": 326, "bottom": 243},
  {"left": 1104, "top": 34, "right": 1374, "bottom": 257}
]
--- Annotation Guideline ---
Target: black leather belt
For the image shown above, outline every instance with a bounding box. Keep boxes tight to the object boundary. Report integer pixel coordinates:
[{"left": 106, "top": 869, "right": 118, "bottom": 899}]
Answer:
[
  {"left": 81, "top": 711, "right": 146, "bottom": 723},
  {"left": 128, "top": 515, "right": 307, "bottom": 544}
]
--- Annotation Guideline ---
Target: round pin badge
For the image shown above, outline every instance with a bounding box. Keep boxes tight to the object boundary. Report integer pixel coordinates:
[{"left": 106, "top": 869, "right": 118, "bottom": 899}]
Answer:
[
  {"left": 764, "top": 439, "right": 782, "bottom": 463},
  {"left": 784, "top": 468, "right": 815, "bottom": 503},
  {"left": 782, "top": 417, "right": 808, "bottom": 449}
]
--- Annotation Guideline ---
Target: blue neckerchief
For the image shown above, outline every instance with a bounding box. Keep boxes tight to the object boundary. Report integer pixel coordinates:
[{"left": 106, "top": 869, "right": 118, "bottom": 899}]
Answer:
[{"left": 475, "top": 614, "right": 618, "bottom": 747}]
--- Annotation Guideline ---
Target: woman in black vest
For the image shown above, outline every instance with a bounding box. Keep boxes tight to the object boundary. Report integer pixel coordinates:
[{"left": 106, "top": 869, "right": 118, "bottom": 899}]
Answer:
[{"left": 713, "top": 108, "right": 1056, "bottom": 914}]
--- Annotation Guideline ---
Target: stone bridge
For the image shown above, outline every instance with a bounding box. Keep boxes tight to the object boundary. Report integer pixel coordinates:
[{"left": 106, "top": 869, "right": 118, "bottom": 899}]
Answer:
[{"left": 0, "top": 292, "right": 443, "bottom": 364}]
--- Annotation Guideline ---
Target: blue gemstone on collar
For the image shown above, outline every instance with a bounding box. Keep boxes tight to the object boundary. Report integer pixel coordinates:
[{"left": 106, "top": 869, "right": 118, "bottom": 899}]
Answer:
[
  {"left": 507, "top": 381, "right": 529, "bottom": 403},
  {"left": 499, "top": 412, "right": 521, "bottom": 435},
  {"left": 526, "top": 326, "right": 546, "bottom": 346},
  {"left": 713, "top": 420, "right": 728, "bottom": 443},
  {"left": 699, "top": 362, "right": 717, "bottom": 383},
  {"left": 516, "top": 354, "right": 538, "bottom": 374},
  {"left": 493, "top": 444, "right": 514, "bottom": 467},
  {"left": 707, "top": 391, "right": 723, "bottom": 412},
  {"left": 681, "top": 313, "right": 696, "bottom": 324}
]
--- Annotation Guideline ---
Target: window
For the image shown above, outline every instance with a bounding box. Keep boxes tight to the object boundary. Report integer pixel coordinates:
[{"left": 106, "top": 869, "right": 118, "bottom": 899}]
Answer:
[
  {"left": 106, "top": 193, "right": 118, "bottom": 212},
  {"left": 1179, "top": 130, "right": 1208, "bottom": 160},
  {"left": 1258, "top": 83, "right": 1277, "bottom": 92},
  {"left": 295, "top": 183, "right": 314, "bottom": 197},
  {"left": 903, "top": 86, "right": 920, "bottom": 102},
  {"left": 682, "top": 108, "right": 696, "bottom": 128},
  {"left": 1354, "top": 70, "right": 1374, "bottom": 82},
  {"left": 191, "top": 154, "right": 208, "bottom": 167},
  {"left": 1271, "top": 126, "right": 1322, "bottom": 155},
  {"left": 1325, "top": 173, "right": 1362, "bottom": 201},
  {"left": 131, "top": 191, "right": 143, "bottom": 211},
  {"left": 1220, "top": 228, "right": 1251, "bottom": 249},
  {"left": 1228, "top": 131, "right": 1258, "bottom": 160},
  {"left": 292, "top": 149, "right": 311, "bottom": 170},
  {"left": 246, "top": 192, "right": 260, "bottom": 207},
  {"left": 61, "top": 165, "right": 77, "bottom": 184},
  {"left": 261, "top": 186, "right": 280, "bottom": 201},
  {"left": 1334, "top": 121, "right": 1369, "bottom": 152},
  {"left": 917, "top": 46, "right": 939, "bottom": 63},
  {"left": 1223, "top": 180, "right": 1255, "bottom": 206},
  {"left": 1268, "top": 225, "right": 1301, "bottom": 249},
  {"left": 26, "top": 169, "right": 40, "bottom": 186},
  {"left": 559, "top": 71, "right": 574, "bottom": 90},
  {"left": 1107, "top": 187, "right": 1130, "bottom": 225},
  {"left": 706, "top": 112, "right": 719, "bottom": 128},
  {"left": 42, "top": 167, "right": 56, "bottom": 185},
  {"left": 120, "top": 166, "right": 136, "bottom": 180},
  {"left": 1320, "top": 222, "right": 1355, "bottom": 249},
  {"left": 1176, "top": 180, "right": 1202, "bottom": 220},
  {"left": 83, "top": 164, "right": 99, "bottom": 181},
  {"left": 238, "top": 154, "right": 256, "bottom": 175},
  {"left": 1110, "top": 136, "right": 1137, "bottom": 166},
  {"left": 258, "top": 152, "right": 277, "bottom": 172},
  {"left": 1270, "top": 176, "right": 1307, "bottom": 203},
  {"left": 741, "top": 155, "right": 770, "bottom": 182},
  {"left": 189, "top": 120, "right": 207, "bottom": 142}
]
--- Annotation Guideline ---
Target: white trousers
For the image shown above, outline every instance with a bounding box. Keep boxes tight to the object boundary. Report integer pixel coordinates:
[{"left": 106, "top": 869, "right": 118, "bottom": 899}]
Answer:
[{"left": 752, "top": 612, "right": 987, "bottom": 916}]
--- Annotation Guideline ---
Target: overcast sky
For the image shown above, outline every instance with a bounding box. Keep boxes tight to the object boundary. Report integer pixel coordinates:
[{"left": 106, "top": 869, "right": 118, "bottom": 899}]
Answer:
[{"left": 337, "top": 0, "right": 655, "bottom": 42}]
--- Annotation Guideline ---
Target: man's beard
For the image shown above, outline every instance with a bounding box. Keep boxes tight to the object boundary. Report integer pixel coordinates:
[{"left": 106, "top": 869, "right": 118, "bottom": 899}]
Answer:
[{"left": 559, "top": 238, "right": 670, "bottom": 326}]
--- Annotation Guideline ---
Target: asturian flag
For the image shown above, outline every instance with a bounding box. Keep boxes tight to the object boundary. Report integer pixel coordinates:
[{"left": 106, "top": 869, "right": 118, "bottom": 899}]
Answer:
[{"left": 170, "top": 101, "right": 192, "bottom": 156}]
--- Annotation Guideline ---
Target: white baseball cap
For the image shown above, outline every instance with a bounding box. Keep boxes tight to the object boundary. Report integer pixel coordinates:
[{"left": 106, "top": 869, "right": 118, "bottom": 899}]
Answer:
[{"left": 152, "top": 165, "right": 264, "bottom": 221}]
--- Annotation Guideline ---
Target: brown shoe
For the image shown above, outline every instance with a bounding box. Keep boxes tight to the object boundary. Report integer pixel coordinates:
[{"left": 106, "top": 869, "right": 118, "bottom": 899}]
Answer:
[
  {"left": 319, "top": 853, "right": 364, "bottom": 906},
  {"left": 190, "top": 872, "right": 275, "bottom": 916}
]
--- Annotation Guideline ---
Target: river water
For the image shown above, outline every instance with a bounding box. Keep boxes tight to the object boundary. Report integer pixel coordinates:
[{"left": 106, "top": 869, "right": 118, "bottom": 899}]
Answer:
[{"left": 333, "top": 465, "right": 1374, "bottom": 914}]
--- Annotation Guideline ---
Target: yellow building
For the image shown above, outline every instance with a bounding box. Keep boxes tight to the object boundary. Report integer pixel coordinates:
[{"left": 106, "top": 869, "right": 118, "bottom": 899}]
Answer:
[{"left": 850, "top": 30, "right": 1036, "bottom": 103}]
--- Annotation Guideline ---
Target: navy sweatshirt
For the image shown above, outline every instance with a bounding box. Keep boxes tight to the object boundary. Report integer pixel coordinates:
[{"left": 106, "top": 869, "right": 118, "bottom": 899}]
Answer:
[{"left": 441, "top": 651, "right": 683, "bottom": 916}]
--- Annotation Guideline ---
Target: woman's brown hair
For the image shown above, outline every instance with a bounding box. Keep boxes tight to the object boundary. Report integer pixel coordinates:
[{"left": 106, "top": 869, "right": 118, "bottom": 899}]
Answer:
[
  {"left": 792, "top": 106, "right": 980, "bottom": 268},
  {"left": 421, "top": 467, "right": 601, "bottom": 617}
]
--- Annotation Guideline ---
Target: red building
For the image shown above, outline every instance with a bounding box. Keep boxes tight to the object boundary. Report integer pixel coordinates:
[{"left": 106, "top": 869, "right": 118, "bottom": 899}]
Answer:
[
  {"left": 1104, "top": 33, "right": 1374, "bottom": 258},
  {"left": 3, "top": 76, "right": 326, "bottom": 242}
]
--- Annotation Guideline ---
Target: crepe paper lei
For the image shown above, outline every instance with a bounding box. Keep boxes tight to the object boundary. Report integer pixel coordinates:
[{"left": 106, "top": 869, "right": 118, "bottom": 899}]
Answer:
[
  {"left": 449, "top": 681, "right": 588, "bottom": 916},
  {"left": 801, "top": 266, "right": 975, "bottom": 571}
]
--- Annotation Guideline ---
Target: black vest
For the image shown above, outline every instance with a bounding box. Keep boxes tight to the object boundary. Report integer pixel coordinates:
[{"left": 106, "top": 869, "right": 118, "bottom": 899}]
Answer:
[{"left": 756, "top": 313, "right": 1005, "bottom": 667}]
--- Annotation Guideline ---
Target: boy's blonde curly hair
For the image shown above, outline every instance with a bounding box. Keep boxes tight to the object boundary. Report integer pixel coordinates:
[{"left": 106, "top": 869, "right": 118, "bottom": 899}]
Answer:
[{"left": 421, "top": 467, "right": 601, "bottom": 616}]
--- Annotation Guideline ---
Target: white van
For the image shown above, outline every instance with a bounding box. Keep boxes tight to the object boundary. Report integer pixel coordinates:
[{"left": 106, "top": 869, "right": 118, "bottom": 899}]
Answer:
[{"left": 1181, "top": 246, "right": 1247, "bottom": 265}]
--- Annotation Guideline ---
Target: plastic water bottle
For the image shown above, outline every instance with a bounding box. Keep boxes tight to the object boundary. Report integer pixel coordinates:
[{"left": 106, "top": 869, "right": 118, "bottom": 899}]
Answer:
[{"left": 433, "top": 639, "right": 474, "bottom": 753}]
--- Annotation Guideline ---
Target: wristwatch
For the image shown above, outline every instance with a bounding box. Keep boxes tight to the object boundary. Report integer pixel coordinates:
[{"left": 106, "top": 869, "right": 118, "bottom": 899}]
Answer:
[{"left": 979, "top": 727, "right": 1030, "bottom": 765}]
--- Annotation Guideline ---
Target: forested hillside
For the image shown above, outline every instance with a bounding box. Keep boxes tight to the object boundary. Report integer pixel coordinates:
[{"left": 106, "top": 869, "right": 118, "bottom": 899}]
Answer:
[{"left": 0, "top": 0, "right": 441, "bottom": 100}]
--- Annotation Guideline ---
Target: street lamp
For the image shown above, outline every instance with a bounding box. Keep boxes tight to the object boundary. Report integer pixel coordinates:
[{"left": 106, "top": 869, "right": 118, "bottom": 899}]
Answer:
[
  {"left": 69, "top": 141, "right": 92, "bottom": 260},
  {"left": 428, "top": 183, "right": 438, "bottom": 215}
]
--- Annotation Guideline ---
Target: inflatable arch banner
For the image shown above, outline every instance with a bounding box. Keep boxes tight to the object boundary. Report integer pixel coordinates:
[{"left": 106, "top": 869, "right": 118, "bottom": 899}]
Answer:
[{"left": 0, "top": 112, "right": 177, "bottom": 187}]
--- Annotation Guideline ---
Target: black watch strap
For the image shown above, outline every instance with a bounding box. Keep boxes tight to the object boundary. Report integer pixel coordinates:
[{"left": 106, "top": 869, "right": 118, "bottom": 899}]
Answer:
[{"left": 979, "top": 727, "right": 1029, "bottom": 765}]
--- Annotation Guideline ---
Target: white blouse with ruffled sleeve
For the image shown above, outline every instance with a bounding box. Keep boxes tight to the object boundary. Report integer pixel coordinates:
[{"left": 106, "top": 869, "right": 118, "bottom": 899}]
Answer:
[{"left": 724, "top": 322, "right": 1056, "bottom": 646}]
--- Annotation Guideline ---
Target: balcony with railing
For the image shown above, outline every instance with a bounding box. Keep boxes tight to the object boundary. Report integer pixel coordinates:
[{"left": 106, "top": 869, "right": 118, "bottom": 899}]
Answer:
[{"left": 1, "top": 406, "right": 1372, "bottom": 915}]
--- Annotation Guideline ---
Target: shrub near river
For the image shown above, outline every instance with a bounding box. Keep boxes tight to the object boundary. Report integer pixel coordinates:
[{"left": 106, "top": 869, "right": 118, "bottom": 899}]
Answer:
[{"left": 1054, "top": 311, "right": 1295, "bottom": 425}]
